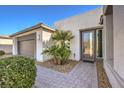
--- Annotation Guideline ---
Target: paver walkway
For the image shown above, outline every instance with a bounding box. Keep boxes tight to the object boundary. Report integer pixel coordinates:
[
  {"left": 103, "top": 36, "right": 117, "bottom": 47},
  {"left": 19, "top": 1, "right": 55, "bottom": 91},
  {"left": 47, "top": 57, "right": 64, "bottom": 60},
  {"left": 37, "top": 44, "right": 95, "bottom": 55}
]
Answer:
[{"left": 35, "top": 62, "right": 98, "bottom": 88}]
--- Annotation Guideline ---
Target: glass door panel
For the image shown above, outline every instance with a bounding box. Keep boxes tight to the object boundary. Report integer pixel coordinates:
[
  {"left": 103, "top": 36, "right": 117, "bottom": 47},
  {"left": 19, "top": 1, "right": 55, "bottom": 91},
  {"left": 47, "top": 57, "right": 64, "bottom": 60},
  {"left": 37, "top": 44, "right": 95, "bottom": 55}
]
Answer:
[{"left": 82, "top": 31, "right": 95, "bottom": 61}]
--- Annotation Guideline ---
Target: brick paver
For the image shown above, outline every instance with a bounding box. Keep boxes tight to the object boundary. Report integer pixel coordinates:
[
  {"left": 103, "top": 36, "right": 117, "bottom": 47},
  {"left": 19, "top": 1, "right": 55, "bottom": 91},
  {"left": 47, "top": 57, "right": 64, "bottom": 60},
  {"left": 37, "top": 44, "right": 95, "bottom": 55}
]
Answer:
[{"left": 35, "top": 62, "right": 98, "bottom": 88}]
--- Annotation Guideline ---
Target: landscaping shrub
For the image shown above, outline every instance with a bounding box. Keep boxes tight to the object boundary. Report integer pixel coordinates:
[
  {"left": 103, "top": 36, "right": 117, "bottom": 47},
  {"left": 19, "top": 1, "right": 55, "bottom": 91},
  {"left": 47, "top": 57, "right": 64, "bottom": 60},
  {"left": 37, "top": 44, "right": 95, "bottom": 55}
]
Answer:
[
  {"left": 0, "top": 56, "right": 36, "bottom": 88},
  {"left": 0, "top": 50, "right": 5, "bottom": 56},
  {"left": 42, "top": 30, "right": 74, "bottom": 65}
]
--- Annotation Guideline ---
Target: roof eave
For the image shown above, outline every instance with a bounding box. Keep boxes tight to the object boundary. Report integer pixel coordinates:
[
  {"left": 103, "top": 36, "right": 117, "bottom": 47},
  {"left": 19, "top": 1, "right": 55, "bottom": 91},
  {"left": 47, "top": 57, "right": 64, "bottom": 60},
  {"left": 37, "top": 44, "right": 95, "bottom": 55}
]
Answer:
[
  {"left": 0, "top": 36, "right": 12, "bottom": 39},
  {"left": 10, "top": 23, "right": 42, "bottom": 37},
  {"left": 10, "top": 23, "right": 55, "bottom": 37}
]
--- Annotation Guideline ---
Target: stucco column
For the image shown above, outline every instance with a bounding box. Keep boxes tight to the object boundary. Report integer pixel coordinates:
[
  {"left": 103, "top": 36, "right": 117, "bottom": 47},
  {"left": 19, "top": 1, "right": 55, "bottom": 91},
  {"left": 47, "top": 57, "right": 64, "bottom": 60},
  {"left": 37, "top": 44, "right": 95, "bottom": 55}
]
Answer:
[
  {"left": 36, "top": 30, "right": 43, "bottom": 62},
  {"left": 103, "top": 16, "right": 107, "bottom": 62},
  {"left": 12, "top": 37, "right": 18, "bottom": 55},
  {"left": 103, "top": 14, "right": 114, "bottom": 67}
]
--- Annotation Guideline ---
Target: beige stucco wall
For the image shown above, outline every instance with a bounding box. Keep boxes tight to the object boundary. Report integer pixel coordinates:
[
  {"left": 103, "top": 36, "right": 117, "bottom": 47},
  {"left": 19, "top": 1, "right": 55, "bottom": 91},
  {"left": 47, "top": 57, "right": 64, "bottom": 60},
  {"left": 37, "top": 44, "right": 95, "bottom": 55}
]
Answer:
[
  {"left": 42, "top": 30, "right": 53, "bottom": 61},
  {"left": 0, "top": 38, "right": 12, "bottom": 45},
  {"left": 55, "top": 8, "right": 102, "bottom": 61},
  {"left": 0, "top": 45, "right": 12, "bottom": 53},
  {"left": 0, "top": 38, "right": 12, "bottom": 53},
  {"left": 103, "top": 13, "right": 113, "bottom": 67},
  {"left": 36, "top": 30, "right": 43, "bottom": 61},
  {"left": 103, "top": 6, "right": 124, "bottom": 87},
  {"left": 113, "top": 6, "right": 124, "bottom": 80}
]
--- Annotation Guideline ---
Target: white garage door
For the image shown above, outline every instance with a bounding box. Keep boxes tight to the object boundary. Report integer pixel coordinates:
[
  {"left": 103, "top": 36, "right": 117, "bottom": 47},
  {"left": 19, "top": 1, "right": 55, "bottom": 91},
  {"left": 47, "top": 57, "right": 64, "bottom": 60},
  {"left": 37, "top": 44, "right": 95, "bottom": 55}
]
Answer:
[
  {"left": 18, "top": 34, "right": 36, "bottom": 58},
  {"left": 18, "top": 40, "right": 35, "bottom": 58}
]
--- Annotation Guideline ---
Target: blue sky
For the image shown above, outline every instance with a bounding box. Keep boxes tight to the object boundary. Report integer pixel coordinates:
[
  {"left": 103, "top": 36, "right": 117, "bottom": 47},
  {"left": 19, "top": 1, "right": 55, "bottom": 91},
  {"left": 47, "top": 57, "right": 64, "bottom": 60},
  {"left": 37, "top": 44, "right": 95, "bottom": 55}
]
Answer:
[{"left": 0, "top": 5, "right": 102, "bottom": 35}]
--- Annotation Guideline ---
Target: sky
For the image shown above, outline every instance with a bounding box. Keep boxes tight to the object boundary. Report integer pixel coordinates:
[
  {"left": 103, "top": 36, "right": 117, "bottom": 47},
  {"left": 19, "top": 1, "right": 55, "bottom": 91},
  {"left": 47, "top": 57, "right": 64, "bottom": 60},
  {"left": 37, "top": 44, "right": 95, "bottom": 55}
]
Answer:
[{"left": 0, "top": 5, "right": 102, "bottom": 35}]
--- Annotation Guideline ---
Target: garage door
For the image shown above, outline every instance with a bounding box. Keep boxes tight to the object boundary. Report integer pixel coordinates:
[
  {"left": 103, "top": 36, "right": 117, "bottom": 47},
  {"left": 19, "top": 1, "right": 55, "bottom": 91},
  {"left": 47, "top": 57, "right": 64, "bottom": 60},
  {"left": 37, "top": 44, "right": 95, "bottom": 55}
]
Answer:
[{"left": 18, "top": 34, "right": 36, "bottom": 58}]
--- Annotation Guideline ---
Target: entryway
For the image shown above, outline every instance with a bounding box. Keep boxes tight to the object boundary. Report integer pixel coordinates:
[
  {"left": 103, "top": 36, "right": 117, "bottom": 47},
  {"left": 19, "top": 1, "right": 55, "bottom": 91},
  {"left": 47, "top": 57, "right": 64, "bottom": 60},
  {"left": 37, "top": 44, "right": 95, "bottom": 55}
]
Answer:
[
  {"left": 80, "top": 26, "right": 103, "bottom": 62},
  {"left": 35, "top": 62, "right": 98, "bottom": 88}
]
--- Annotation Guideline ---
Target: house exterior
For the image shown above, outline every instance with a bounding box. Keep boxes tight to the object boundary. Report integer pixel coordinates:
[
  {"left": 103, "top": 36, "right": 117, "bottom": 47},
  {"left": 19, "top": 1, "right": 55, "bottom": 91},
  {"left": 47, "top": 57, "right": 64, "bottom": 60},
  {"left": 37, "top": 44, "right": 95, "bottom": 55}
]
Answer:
[
  {"left": 103, "top": 5, "right": 124, "bottom": 88},
  {"left": 55, "top": 8, "right": 103, "bottom": 61},
  {"left": 10, "top": 5, "right": 124, "bottom": 87},
  {"left": 55, "top": 5, "right": 124, "bottom": 88},
  {"left": 0, "top": 35, "right": 13, "bottom": 54},
  {"left": 10, "top": 23, "right": 55, "bottom": 62}
]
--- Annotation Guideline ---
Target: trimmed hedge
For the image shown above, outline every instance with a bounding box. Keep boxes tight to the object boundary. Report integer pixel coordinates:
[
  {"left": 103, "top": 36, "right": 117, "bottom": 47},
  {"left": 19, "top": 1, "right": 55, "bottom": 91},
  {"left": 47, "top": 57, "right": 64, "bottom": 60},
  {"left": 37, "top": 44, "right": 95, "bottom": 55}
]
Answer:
[
  {"left": 0, "top": 50, "right": 5, "bottom": 56},
  {"left": 0, "top": 56, "right": 36, "bottom": 88}
]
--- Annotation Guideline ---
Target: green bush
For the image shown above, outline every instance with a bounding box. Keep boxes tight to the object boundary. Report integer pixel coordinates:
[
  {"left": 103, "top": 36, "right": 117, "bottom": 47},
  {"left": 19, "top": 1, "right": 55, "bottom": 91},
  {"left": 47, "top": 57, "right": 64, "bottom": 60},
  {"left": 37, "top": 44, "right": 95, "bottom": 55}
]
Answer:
[
  {"left": 0, "top": 50, "right": 5, "bottom": 56},
  {"left": 43, "top": 30, "right": 74, "bottom": 65},
  {"left": 0, "top": 56, "right": 36, "bottom": 88}
]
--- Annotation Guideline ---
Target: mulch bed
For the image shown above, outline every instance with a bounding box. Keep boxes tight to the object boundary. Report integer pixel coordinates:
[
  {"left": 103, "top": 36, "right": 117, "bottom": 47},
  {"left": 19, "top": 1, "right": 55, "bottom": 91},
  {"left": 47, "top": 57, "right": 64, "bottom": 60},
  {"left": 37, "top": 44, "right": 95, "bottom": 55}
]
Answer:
[
  {"left": 96, "top": 59, "right": 112, "bottom": 88},
  {"left": 36, "top": 59, "right": 79, "bottom": 73}
]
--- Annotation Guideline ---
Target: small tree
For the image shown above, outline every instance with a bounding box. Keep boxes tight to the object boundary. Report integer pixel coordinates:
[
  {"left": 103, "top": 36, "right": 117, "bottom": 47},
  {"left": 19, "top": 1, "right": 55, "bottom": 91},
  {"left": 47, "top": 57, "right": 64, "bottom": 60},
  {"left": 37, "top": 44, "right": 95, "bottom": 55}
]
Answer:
[{"left": 42, "top": 30, "right": 74, "bottom": 65}]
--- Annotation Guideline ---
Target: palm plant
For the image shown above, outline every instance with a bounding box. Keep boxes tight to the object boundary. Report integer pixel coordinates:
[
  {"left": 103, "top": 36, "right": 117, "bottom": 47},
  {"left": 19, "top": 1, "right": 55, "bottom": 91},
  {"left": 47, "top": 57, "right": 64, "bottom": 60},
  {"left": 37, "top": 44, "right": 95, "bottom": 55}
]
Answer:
[
  {"left": 52, "top": 30, "right": 74, "bottom": 48},
  {"left": 42, "top": 30, "right": 74, "bottom": 65},
  {"left": 42, "top": 45, "right": 59, "bottom": 64},
  {"left": 56, "top": 47, "right": 71, "bottom": 65}
]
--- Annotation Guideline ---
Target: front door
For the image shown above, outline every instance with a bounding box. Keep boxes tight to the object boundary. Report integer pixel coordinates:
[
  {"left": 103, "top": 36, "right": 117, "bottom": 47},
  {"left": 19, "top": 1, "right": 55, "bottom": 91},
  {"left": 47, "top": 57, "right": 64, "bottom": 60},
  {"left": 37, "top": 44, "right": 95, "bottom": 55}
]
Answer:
[{"left": 82, "top": 31, "right": 95, "bottom": 62}]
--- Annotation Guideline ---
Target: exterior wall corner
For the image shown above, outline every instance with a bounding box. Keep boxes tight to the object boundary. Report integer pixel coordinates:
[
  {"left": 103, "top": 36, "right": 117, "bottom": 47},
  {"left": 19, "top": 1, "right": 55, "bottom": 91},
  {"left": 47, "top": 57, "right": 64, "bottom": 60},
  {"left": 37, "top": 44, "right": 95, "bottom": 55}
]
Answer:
[
  {"left": 36, "top": 30, "right": 43, "bottom": 62},
  {"left": 12, "top": 37, "right": 18, "bottom": 55}
]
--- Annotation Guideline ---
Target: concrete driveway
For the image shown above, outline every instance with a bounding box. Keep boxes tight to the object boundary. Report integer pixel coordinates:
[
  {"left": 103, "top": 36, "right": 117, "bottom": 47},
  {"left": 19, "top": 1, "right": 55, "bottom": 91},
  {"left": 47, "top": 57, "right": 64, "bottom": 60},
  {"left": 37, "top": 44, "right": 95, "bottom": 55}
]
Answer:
[{"left": 35, "top": 62, "right": 98, "bottom": 88}]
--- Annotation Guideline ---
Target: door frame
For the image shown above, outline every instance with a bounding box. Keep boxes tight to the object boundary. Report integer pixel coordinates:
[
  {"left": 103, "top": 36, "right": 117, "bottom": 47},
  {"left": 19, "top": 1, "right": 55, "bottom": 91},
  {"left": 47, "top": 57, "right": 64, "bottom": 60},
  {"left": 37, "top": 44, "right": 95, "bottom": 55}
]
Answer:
[
  {"left": 79, "top": 26, "right": 103, "bottom": 62},
  {"left": 81, "top": 30, "right": 96, "bottom": 62}
]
